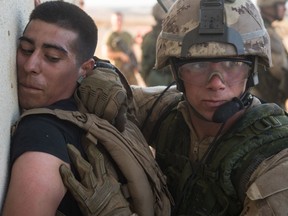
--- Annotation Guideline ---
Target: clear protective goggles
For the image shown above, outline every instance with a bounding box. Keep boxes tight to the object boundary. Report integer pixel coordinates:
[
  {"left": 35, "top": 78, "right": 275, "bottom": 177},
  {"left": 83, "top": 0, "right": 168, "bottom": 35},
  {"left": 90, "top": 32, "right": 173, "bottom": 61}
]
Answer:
[{"left": 176, "top": 58, "right": 253, "bottom": 87}]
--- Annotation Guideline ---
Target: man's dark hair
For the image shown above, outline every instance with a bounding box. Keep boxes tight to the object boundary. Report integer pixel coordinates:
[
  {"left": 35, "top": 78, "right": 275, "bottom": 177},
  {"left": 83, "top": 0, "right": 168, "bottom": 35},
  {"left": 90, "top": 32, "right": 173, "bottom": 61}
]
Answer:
[{"left": 28, "top": 1, "right": 98, "bottom": 64}]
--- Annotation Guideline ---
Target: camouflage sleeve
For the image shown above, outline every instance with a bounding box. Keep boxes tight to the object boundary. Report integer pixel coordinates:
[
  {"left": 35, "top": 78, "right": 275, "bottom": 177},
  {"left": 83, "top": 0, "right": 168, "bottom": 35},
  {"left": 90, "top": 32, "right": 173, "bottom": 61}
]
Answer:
[
  {"left": 240, "top": 148, "right": 288, "bottom": 215},
  {"left": 129, "top": 86, "right": 182, "bottom": 139}
]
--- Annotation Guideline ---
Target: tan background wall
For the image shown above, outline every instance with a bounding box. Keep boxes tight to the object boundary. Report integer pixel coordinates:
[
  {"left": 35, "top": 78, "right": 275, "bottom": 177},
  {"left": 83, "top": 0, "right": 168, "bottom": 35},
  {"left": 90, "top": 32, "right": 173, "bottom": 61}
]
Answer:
[{"left": 0, "top": 0, "right": 34, "bottom": 210}]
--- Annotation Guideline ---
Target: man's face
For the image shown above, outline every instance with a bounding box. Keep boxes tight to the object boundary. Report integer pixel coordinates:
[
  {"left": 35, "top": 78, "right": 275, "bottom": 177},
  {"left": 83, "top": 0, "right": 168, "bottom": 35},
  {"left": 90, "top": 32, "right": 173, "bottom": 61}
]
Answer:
[
  {"left": 17, "top": 20, "right": 82, "bottom": 109},
  {"left": 179, "top": 59, "right": 250, "bottom": 121}
]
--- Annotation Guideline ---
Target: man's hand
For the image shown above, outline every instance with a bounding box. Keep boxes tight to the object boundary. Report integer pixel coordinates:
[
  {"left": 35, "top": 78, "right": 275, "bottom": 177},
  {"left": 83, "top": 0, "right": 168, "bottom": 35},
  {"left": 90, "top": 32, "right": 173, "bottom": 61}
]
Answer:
[
  {"left": 59, "top": 142, "right": 132, "bottom": 216},
  {"left": 75, "top": 65, "right": 128, "bottom": 132}
]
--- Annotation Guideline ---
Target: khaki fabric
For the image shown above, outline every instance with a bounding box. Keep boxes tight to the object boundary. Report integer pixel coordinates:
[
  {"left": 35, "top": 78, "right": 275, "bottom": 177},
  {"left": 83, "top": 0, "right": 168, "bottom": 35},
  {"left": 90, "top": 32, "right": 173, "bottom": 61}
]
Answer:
[
  {"left": 241, "top": 149, "right": 288, "bottom": 215},
  {"left": 76, "top": 67, "right": 128, "bottom": 132},
  {"left": 60, "top": 143, "right": 133, "bottom": 216},
  {"left": 19, "top": 108, "right": 172, "bottom": 216},
  {"left": 129, "top": 86, "right": 182, "bottom": 140}
]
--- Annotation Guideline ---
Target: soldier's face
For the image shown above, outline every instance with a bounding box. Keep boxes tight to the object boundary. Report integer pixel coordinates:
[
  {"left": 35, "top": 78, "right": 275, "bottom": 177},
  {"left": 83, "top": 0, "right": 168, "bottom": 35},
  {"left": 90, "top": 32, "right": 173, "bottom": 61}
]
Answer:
[{"left": 181, "top": 59, "right": 249, "bottom": 121}]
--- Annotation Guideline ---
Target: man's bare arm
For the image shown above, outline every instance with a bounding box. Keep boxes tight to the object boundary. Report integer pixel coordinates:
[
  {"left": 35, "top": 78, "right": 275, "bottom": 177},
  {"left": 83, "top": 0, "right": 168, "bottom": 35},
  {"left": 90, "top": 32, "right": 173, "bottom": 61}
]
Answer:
[{"left": 3, "top": 152, "right": 68, "bottom": 216}]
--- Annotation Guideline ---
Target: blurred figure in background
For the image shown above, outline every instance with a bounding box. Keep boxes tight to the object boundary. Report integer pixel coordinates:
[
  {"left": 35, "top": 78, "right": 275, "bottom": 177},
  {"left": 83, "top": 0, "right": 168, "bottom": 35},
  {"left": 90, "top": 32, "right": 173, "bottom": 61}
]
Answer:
[
  {"left": 103, "top": 11, "right": 145, "bottom": 86},
  {"left": 75, "top": 0, "right": 84, "bottom": 9},
  {"left": 35, "top": 0, "right": 84, "bottom": 9},
  {"left": 141, "top": 3, "right": 173, "bottom": 86},
  {"left": 251, "top": 0, "right": 288, "bottom": 110}
]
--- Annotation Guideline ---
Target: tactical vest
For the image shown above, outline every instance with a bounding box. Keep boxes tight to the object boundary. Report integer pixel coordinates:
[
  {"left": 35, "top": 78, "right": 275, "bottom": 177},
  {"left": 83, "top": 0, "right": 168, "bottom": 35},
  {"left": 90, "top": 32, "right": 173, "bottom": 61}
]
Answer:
[
  {"left": 151, "top": 102, "right": 288, "bottom": 215},
  {"left": 16, "top": 108, "right": 172, "bottom": 216}
]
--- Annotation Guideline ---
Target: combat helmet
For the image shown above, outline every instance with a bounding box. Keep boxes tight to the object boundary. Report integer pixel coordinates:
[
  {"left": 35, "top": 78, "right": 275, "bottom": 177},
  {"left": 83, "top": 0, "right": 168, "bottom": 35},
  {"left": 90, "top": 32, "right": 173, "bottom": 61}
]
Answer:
[
  {"left": 155, "top": 0, "right": 271, "bottom": 90},
  {"left": 257, "top": 0, "right": 287, "bottom": 7}
]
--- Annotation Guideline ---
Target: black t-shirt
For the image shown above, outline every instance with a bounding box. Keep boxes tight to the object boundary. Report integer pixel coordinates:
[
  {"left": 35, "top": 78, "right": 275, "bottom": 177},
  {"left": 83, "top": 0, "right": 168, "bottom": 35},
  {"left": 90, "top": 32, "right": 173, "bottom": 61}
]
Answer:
[{"left": 10, "top": 98, "right": 84, "bottom": 215}]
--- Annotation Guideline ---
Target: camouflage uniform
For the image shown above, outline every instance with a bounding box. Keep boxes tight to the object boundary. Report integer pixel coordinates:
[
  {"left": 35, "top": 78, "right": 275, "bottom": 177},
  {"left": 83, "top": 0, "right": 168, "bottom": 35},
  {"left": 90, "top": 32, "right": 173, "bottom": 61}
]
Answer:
[
  {"left": 132, "top": 0, "right": 288, "bottom": 214},
  {"left": 141, "top": 23, "right": 173, "bottom": 86},
  {"left": 131, "top": 85, "right": 288, "bottom": 216},
  {"left": 56, "top": 0, "right": 288, "bottom": 215},
  {"left": 251, "top": 0, "right": 288, "bottom": 108},
  {"left": 105, "top": 31, "right": 139, "bottom": 85}
]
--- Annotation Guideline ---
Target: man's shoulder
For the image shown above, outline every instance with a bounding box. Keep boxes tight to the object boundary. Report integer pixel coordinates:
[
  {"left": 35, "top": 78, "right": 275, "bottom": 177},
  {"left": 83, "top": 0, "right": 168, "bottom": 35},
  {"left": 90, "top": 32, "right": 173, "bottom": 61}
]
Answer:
[
  {"left": 105, "top": 31, "right": 118, "bottom": 44},
  {"left": 107, "top": 31, "right": 118, "bottom": 37},
  {"left": 142, "top": 31, "right": 155, "bottom": 46},
  {"left": 130, "top": 85, "right": 182, "bottom": 139},
  {"left": 234, "top": 102, "right": 287, "bottom": 131},
  {"left": 46, "top": 98, "right": 78, "bottom": 111},
  {"left": 14, "top": 98, "right": 79, "bottom": 135},
  {"left": 244, "top": 148, "right": 288, "bottom": 215},
  {"left": 122, "top": 31, "right": 132, "bottom": 38}
]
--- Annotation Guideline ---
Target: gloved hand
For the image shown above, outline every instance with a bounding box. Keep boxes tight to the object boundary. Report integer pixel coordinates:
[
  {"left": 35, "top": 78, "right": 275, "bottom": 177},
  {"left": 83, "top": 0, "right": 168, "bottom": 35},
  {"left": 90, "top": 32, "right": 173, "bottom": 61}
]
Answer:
[
  {"left": 59, "top": 142, "right": 133, "bottom": 216},
  {"left": 75, "top": 65, "right": 128, "bottom": 132}
]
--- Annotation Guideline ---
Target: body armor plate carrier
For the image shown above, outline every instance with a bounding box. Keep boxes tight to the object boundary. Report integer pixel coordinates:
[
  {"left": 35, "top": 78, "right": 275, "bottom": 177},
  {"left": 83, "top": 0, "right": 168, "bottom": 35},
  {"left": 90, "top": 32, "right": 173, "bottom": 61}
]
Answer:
[{"left": 152, "top": 102, "right": 288, "bottom": 216}]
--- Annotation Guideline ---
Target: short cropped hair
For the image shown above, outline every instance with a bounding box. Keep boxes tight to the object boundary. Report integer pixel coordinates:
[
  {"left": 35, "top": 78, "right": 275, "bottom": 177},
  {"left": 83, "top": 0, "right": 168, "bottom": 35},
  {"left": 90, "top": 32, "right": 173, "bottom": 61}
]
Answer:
[{"left": 28, "top": 1, "right": 98, "bottom": 64}]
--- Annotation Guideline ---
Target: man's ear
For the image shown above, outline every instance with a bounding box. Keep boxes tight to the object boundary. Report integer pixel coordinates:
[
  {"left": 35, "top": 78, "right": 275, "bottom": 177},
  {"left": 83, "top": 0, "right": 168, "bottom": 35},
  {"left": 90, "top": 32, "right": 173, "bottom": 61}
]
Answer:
[{"left": 80, "top": 58, "right": 95, "bottom": 77}]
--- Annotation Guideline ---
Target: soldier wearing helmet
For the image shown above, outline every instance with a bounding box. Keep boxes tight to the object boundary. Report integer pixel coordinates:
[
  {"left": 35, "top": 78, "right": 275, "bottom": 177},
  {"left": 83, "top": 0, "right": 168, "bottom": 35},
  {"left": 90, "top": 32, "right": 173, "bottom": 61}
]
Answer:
[
  {"left": 54, "top": 0, "right": 288, "bottom": 215},
  {"left": 140, "top": 3, "right": 174, "bottom": 86},
  {"left": 251, "top": 0, "right": 288, "bottom": 109},
  {"left": 149, "top": 0, "right": 288, "bottom": 214}
]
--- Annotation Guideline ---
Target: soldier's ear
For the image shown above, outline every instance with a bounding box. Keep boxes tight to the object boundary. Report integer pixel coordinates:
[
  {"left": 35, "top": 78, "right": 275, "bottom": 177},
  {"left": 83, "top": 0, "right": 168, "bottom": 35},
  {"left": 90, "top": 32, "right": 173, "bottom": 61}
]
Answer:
[
  {"left": 82, "top": 58, "right": 95, "bottom": 71},
  {"left": 80, "top": 58, "right": 95, "bottom": 77},
  {"left": 79, "top": 58, "right": 95, "bottom": 78}
]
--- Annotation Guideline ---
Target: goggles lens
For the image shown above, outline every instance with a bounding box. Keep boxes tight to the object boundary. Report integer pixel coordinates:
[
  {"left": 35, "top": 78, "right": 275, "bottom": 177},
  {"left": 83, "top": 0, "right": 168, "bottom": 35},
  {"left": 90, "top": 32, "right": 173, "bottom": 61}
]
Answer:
[{"left": 177, "top": 59, "right": 252, "bottom": 86}]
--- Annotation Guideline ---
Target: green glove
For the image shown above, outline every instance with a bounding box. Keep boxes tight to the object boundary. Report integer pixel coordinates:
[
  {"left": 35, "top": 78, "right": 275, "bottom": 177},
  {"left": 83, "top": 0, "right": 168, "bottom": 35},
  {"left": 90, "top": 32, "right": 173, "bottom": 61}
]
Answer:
[
  {"left": 75, "top": 65, "right": 128, "bottom": 132},
  {"left": 59, "top": 142, "right": 133, "bottom": 216}
]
